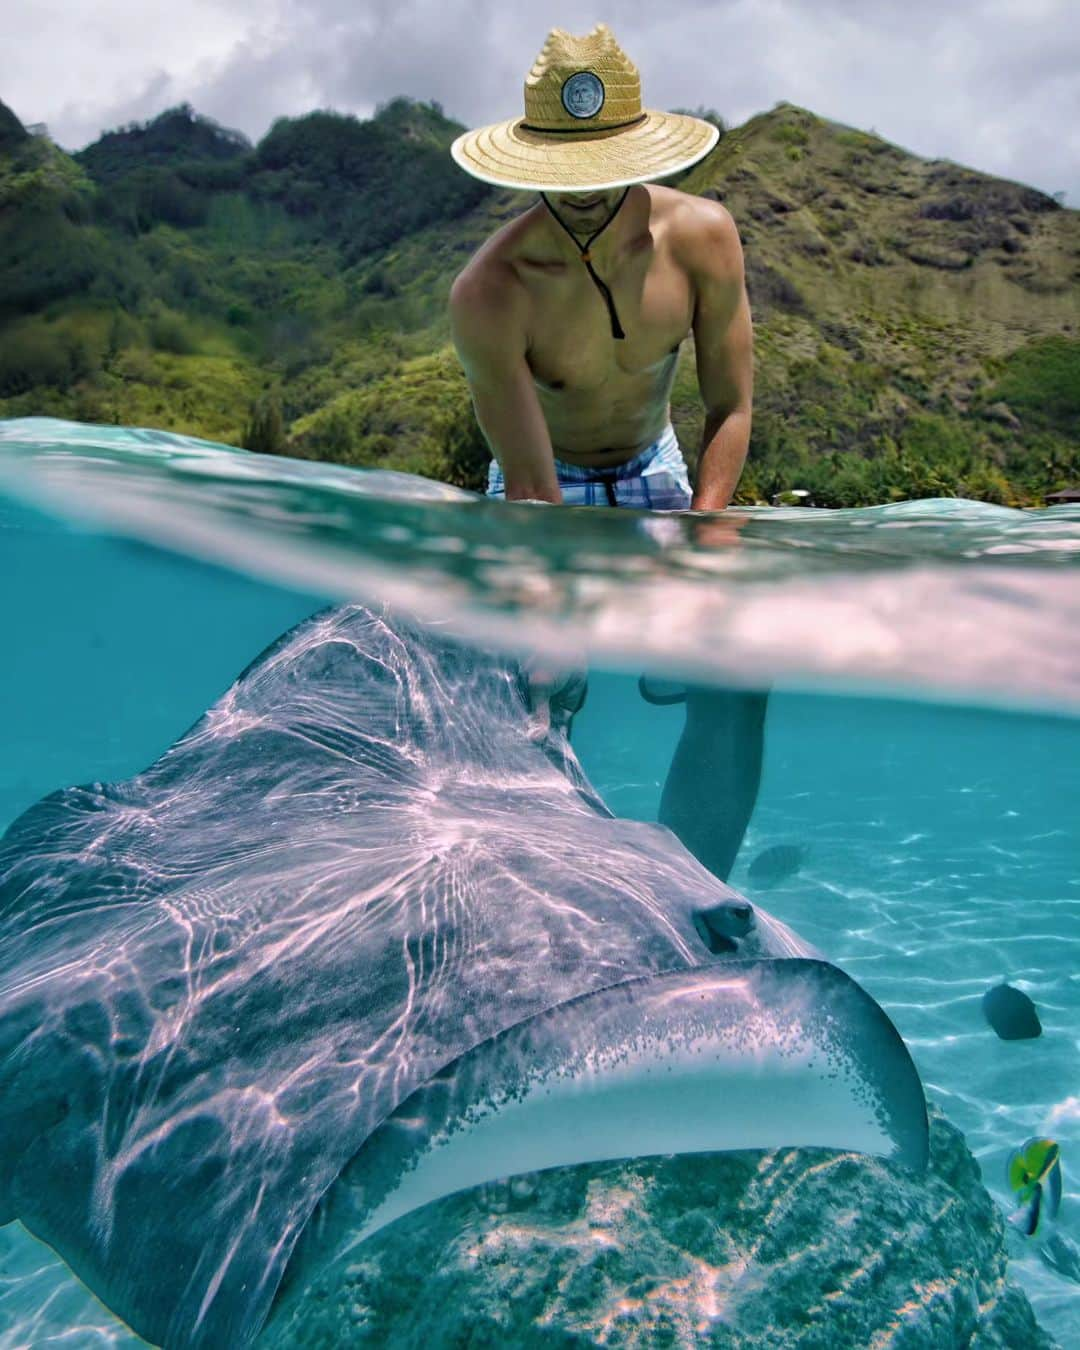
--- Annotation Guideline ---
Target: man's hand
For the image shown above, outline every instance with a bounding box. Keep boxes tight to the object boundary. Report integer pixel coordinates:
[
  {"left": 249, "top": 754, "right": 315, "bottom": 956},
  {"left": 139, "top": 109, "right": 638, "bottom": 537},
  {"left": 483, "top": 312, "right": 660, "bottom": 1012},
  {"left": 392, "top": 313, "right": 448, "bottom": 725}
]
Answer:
[
  {"left": 688, "top": 508, "right": 750, "bottom": 549},
  {"left": 521, "top": 651, "right": 588, "bottom": 741}
]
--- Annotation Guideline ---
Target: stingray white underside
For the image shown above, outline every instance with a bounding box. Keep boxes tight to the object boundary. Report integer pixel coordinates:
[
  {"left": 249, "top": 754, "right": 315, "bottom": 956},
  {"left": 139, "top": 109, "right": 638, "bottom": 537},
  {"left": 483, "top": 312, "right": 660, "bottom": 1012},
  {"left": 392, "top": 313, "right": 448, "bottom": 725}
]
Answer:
[{"left": 292, "top": 959, "right": 926, "bottom": 1292}]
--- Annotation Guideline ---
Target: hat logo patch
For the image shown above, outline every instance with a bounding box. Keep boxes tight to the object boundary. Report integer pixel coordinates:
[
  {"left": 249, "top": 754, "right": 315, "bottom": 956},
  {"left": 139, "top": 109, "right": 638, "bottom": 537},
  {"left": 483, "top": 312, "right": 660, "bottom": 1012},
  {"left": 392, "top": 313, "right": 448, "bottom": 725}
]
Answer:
[{"left": 561, "top": 71, "right": 605, "bottom": 119}]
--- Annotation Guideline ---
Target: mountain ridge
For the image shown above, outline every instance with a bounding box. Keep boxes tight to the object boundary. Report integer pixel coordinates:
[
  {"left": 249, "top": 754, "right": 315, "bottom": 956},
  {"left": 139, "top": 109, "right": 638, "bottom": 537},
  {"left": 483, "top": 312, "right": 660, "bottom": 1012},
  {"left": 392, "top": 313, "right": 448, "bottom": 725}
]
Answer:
[{"left": 0, "top": 93, "right": 1077, "bottom": 505}]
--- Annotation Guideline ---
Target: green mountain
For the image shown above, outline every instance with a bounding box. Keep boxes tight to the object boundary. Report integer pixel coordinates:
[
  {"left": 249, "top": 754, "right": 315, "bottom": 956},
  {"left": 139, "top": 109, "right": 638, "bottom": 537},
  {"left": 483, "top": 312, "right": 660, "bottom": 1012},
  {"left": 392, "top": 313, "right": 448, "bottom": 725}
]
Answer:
[
  {"left": 676, "top": 104, "right": 1080, "bottom": 503},
  {"left": 76, "top": 103, "right": 251, "bottom": 183},
  {"left": 0, "top": 98, "right": 29, "bottom": 153},
  {"left": 0, "top": 95, "right": 1077, "bottom": 505}
]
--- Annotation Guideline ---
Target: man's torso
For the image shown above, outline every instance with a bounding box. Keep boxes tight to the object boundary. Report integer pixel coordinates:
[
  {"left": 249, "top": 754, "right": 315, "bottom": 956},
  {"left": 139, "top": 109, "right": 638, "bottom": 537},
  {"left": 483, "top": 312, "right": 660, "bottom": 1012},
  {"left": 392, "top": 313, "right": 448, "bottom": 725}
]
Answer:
[{"left": 461, "top": 185, "right": 703, "bottom": 468}]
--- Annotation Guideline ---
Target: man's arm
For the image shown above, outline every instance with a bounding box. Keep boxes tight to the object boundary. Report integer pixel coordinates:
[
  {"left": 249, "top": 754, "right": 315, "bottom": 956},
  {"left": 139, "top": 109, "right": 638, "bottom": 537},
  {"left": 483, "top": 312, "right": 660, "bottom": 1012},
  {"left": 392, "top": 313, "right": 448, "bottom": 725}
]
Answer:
[
  {"left": 449, "top": 265, "right": 562, "bottom": 504},
  {"left": 686, "top": 203, "right": 753, "bottom": 511}
]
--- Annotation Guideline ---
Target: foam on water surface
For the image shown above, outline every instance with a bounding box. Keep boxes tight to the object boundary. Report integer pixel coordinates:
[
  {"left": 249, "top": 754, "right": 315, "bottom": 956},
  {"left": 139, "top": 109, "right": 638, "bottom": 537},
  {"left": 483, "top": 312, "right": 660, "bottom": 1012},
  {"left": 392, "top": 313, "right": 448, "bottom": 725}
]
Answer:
[{"left": 1, "top": 417, "right": 1078, "bottom": 712}]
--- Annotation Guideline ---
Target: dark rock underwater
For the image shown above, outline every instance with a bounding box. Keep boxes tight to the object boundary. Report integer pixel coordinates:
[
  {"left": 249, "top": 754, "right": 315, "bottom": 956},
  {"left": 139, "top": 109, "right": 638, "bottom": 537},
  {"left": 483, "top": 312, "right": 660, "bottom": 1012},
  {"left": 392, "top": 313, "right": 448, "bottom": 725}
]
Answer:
[{"left": 265, "top": 1108, "right": 1056, "bottom": 1349}]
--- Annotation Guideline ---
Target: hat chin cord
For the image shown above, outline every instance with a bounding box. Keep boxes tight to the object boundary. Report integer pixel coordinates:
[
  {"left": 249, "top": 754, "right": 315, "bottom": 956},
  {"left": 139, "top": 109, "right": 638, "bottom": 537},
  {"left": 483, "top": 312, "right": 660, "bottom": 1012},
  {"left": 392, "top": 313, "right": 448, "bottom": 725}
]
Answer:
[{"left": 539, "top": 187, "right": 631, "bottom": 340}]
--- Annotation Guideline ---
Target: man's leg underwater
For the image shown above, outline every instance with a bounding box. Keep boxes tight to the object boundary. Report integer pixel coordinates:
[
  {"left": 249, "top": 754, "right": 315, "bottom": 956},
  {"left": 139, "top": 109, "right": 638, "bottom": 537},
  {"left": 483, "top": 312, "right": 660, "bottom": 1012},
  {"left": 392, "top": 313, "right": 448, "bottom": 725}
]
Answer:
[
  {"left": 626, "top": 435, "right": 767, "bottom": 883},
  {"left": 487, "top": 440, "right": 767, "bottom": 879},
  {"left": 656, "top": 684, "right": 768, "bottom": 883}
]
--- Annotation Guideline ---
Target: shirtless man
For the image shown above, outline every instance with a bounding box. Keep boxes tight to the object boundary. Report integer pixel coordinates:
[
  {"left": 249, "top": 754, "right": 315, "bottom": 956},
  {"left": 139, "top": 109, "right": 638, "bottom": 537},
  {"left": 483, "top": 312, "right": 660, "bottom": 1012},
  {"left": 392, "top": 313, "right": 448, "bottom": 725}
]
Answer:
[
  {"left": 446, "top": 24, "right": 764, "bottom": 881},
  {"left": 449, "top": 178, "right": 751, "bottom": 512}
]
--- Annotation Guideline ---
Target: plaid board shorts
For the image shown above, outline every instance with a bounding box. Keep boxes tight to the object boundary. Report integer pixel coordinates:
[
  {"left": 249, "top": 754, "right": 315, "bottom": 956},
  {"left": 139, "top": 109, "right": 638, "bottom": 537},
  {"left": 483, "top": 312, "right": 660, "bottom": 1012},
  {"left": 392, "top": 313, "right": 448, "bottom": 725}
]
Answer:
[{"left": 485, "top": 423, "right": 692, "bottom": 510}]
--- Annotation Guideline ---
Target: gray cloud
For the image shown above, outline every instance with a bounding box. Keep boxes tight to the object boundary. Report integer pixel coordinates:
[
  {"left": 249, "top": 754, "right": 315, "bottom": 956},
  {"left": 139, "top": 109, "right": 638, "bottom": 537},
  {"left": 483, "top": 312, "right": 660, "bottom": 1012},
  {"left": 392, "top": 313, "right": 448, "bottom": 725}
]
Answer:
[{"left": 4, "top": 0, "right": 1077, "bottom": 201}]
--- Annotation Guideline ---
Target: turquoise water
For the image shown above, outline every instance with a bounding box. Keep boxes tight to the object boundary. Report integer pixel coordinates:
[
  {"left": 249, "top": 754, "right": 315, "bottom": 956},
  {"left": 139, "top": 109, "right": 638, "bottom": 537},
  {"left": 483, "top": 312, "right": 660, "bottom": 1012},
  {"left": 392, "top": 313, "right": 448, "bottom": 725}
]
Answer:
[{"left": 0, "top": 418, "right": 1078, "bottom": 1346}]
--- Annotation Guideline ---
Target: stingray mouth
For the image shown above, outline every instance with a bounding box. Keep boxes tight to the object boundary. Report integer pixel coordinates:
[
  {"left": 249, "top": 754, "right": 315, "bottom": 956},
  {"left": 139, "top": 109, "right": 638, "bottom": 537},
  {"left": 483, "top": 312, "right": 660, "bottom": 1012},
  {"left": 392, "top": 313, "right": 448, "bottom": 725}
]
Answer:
[{"left": 272, "top": 959, "right": 927, "bottom": 1328}]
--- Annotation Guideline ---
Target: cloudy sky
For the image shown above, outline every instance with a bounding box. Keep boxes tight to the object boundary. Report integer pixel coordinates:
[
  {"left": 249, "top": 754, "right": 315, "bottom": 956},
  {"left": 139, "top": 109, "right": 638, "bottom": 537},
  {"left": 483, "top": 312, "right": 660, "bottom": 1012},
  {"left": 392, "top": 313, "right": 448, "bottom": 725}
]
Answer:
[{"left": 4, "top": 0, "right": 1078, "bottom": 202}]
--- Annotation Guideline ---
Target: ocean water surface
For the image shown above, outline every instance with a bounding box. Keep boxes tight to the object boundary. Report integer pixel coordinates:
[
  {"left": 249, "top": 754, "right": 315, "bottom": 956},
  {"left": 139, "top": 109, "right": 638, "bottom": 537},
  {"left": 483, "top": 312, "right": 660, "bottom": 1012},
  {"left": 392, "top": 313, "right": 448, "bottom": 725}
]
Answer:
[{"left": 0, "top": 418, "right": 1078, "bottom": 1347}]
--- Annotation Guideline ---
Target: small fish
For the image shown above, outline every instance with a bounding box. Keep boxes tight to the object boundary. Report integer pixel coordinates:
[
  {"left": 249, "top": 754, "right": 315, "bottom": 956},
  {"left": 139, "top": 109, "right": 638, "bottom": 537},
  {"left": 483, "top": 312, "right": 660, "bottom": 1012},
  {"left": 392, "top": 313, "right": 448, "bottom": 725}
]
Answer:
[
  {"left": 748, "top": 844, "right": 807, "bottom": 888},
  {"left": 982, "top": 983, "right": 1042, "bottom": 1040},
  {"left": 1007, "top": 1137, "right": 1062, "bottom": 1238}
]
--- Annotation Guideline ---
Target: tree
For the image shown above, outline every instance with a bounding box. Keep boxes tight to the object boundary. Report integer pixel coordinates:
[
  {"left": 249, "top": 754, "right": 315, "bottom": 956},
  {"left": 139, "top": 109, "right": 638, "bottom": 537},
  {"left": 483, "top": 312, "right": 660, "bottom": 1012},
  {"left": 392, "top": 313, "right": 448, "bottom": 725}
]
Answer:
[{"left": 243, "top": 392, "right": 286, "bottom": 454}]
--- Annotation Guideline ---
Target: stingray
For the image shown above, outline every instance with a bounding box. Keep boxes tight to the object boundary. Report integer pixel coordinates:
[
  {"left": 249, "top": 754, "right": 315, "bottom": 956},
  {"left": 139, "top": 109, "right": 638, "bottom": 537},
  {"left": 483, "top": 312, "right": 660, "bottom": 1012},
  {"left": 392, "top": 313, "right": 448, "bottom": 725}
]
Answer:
[{"left": 0, "top": 604, "right": 928, "bottom": 1348}]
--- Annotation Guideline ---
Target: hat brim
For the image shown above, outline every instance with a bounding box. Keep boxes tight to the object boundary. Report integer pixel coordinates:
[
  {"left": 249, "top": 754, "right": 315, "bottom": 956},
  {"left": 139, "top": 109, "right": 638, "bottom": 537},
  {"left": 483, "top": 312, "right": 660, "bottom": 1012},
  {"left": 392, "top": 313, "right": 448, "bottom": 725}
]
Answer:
[{"left": 450, "top": 111, "right": 720, "bottom": 193}]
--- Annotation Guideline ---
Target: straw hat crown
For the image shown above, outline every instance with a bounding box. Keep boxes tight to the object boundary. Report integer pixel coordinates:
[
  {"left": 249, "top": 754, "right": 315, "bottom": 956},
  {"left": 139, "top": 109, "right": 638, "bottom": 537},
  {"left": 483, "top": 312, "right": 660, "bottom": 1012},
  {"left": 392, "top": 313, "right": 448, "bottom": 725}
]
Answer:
[
  {"left": 522, "top": 24, "right": 643, "bottom": 132},
  {"left": 449, "top": 22, "right": 719, "bottom": 193}
]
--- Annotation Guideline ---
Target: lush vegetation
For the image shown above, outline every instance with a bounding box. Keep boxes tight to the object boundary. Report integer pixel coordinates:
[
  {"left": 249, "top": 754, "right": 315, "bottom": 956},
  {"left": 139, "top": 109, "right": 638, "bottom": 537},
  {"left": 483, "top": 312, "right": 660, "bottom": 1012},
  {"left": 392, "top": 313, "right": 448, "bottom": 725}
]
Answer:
[
  {"left": 1, "top": 94, "right": 1077, "bottom": 506},
  {"left": 249, "top": 103, "right": 489, "bottom": 260}
]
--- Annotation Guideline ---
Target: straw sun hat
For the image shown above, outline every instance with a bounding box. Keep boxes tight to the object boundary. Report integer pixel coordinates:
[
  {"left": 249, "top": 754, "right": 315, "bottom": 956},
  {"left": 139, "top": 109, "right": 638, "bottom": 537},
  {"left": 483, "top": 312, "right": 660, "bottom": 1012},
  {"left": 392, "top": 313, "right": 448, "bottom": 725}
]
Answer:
[{"left": 450, "top": 23, "right": 719, "bottom": 193}]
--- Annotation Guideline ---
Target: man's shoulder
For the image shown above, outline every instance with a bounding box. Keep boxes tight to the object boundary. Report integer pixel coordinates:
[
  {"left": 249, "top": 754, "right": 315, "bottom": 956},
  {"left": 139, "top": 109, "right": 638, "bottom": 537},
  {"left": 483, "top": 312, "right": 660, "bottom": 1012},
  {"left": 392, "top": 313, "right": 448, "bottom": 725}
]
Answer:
[
  {"left": 450, "top": 215, "right": 533, "bottom": 321},
  {"left": 449, "top": 224, "right": 533, "bottom": 357},
  {"left": 653, "top": 185, "right": 742, "bottom": 273}
]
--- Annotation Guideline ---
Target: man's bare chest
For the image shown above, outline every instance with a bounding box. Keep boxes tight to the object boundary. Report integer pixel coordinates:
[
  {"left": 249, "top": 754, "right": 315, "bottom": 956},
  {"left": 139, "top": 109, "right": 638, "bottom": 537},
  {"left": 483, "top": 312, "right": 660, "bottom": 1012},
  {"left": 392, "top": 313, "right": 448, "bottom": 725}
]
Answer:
[{"left": 517, "top": 249, "right": 694, "bottom": 394}]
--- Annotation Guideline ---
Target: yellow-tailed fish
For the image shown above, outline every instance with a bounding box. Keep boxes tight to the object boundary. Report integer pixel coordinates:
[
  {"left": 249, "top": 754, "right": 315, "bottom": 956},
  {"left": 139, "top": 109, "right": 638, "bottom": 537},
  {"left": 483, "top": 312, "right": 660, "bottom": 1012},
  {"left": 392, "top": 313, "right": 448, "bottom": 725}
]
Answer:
[{"left": 1007, "top": 1137, "right": 1063, "bottom": 1237}]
